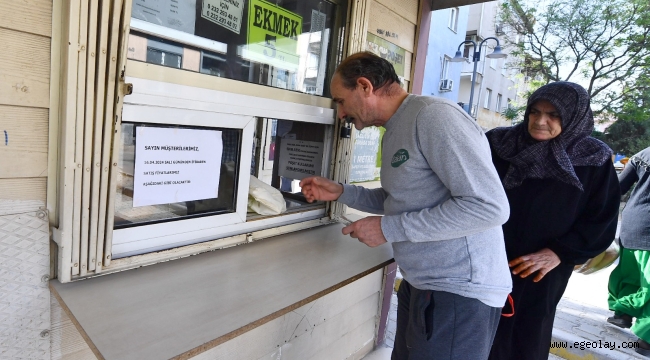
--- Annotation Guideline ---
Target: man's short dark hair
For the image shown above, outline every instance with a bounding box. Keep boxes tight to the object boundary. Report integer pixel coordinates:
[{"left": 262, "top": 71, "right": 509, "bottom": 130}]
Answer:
[{"left": 335, "top": 51, "right": 401, "bottom": 91}]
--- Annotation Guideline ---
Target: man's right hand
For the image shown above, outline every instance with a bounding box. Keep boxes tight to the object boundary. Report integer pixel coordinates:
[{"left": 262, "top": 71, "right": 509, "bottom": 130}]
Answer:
[{"left": 299, "top": 176, "right": 344, "bottom": 203}]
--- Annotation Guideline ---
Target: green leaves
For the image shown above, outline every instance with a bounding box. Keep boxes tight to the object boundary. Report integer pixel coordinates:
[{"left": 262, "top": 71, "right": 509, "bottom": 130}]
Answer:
[{"left": 500, "top": 0, "right": 650, "bottom": 114}]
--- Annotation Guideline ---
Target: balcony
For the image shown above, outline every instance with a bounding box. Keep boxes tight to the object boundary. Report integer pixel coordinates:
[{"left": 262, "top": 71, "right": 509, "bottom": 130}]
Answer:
[{"left": 459, "top": 59, "right": 485, "bottom": 80}]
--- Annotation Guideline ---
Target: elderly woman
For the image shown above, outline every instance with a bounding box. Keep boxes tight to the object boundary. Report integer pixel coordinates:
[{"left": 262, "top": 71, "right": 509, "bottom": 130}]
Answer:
[{"left": 486, "top": 82, "right": 620, "bottom": 360}]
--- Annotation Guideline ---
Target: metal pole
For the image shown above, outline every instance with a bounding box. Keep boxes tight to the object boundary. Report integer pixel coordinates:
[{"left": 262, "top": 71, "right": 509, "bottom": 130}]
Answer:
[{"left": 468, "top": 58, "right": 479, "bottom": 117}]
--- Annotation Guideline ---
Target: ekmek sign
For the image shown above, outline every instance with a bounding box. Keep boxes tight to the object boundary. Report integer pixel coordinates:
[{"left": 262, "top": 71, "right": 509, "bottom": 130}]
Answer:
[{"left": 243, "top": 0, "right": 302, "bottom": 71}]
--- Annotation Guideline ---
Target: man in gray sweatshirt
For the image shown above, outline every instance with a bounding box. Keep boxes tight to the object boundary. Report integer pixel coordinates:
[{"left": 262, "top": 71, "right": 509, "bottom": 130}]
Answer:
[{"left": 300, "top": 52, "right": 512, "bottom": 359}]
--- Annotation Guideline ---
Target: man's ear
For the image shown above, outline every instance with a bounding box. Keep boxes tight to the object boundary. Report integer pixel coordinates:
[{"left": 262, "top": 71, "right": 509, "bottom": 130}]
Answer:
[{"left": 357, "top": 77, "right": 373, "bottom": 95}]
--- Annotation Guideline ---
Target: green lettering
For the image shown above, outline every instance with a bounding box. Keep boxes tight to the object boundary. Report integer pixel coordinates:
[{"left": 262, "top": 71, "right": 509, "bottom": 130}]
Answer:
[
  {"left": 273, "top": 13, "right": 282, "bottom": 34},
  {"left": 253, "top": 5, "right": 263, "bottom": 27},
  {"left": 290, "top": 20, "right": 298, "bottom": 38},
  {"left": 263, "top": 8, "right": 272, "bottom": 30},
  {"left": 283, "top": 17, "right": 290, "bottom": 37}
]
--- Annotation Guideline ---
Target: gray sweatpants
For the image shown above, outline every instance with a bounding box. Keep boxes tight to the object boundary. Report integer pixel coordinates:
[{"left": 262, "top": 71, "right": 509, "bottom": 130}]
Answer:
[{"left": 392, "top": 280, "right": 502, "bottom": 360}]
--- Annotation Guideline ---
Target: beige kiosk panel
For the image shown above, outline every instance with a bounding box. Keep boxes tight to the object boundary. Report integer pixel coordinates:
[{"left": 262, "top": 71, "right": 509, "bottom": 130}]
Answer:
[
  {"left": 367, "top": 2, "right": 416, "bottom": 53},
  {"left": 0, "top": 178, "right": 46, "bottom": 202},
  {"left": 0, "top": 105, "right": 48, "bottom": 178},
  {"left": 0, "top": 0, "right": 53, "bottom": 37},
  {"left": 375, "top": 0, "right": 419, "bottom": 24},
  {"left": 0, "top": 27, "right": 50, "bottom": 108},
  {"left": 50, "top": 224, "right": 393, "bottom": 360},
  {"left": 405, "top": 51, "right": 413, "bottom": 81}
]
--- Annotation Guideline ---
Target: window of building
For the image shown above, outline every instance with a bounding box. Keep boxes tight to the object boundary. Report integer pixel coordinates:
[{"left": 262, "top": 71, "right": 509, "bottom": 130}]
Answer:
[
  {"left": 484, "top": 89, "right": 492, "bottom": 109},
  {"left": 128, "top": 0, "right": 338, "bottom": 97},
  {"left": 496, "top": 94, "right": 502, "bottom": 112},
  {"left": 441, "top": 56, "right": 451, "bottom": 80},
  {"left": 448, "top": 7, "right": 459, "bottom": 32},
  {"left": 463, "top": 35, "right": 478, "bottom": 58}
]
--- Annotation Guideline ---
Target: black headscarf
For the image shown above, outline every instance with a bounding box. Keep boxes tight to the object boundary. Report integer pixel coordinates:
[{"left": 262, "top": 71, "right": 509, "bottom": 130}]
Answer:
[{"left": 487, "top": 82, "right": 612, "bottom": 191}]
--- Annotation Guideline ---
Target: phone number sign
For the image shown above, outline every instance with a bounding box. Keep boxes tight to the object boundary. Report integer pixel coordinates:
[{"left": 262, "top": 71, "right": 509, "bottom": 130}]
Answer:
[{"left": 201, "top": 0, "right": 244, "bottom": 34}]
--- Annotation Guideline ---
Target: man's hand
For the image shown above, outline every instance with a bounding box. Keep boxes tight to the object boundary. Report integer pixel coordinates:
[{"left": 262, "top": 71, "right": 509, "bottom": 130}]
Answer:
[
  {"left": 342, "top": 216, "right": 387, "bottom": 248},
  {"left": 509, "top": 248, "right": 561, "bottom": 282},
  {"left": 299, "top": 176, "right": 344, "bottom": 203}
]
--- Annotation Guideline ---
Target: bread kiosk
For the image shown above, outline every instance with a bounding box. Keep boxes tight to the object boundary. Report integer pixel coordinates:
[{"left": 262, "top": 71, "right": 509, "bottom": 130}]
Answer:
[{"left": 0, "top": 0, "right": 486, "bottom": 358}]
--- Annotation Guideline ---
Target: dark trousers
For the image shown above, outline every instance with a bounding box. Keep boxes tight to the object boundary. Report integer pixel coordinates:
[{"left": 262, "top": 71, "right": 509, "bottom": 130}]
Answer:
[
  {"left": 488, "top": 263, "right": 573, "bottom": 360},
  {"left": 392, "top": 280, "right": 502, "bottom": 360}
]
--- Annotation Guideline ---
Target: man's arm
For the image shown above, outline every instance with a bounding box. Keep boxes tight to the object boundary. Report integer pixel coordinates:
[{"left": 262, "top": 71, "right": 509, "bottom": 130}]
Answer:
[
  {"left": 299, "top": 177, "right": 387, "bottom": 215},
  {"left": 337, "top": 184, "right": 388, "bottom": 215},
  {"left": 381, "top": 103, "right": 510, "bottom": 242}
]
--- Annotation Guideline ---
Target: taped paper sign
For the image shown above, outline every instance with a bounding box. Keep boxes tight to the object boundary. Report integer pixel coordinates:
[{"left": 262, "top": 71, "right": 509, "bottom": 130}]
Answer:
[
  {"left": 133, "top": 126, "right": 223, "bottom": 207},
  {"left": 366, "top": 32, "right": 406, "bottom": 77},
  {"left": 277, "top": 140, "right": 323, "bottom": 180},
  {"left": 201, "top": 0, "right": 245, "bottom": 34},
  {"left": 132, "top": 0, "right": 197, "bottom": 34}
]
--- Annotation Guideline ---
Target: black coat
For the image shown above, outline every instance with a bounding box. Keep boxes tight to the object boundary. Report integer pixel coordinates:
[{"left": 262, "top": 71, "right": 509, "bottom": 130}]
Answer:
[{"left": 488, "top": 150, "right": 620, "bottom": 360}]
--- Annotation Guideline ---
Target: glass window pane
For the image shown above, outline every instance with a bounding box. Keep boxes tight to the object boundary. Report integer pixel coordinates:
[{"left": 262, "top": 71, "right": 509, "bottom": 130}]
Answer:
[
  {"left": 114, "top": 123, "right": 242, "bottom": 228},
  {"left": 128, "top": 0, "right": 342, "bottom": 96},
  {"left": 251, "top": 118, "right": 328, "bottom": 214}
]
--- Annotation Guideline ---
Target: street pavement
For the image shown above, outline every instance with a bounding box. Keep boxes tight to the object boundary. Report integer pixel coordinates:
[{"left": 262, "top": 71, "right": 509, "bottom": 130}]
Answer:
[{"left": 363, "top": 265, "right": 644, "bottom": 360}]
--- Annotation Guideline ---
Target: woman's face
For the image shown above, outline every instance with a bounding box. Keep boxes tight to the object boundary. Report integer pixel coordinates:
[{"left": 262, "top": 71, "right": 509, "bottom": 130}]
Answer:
[{"left": 527, "top": 100, "right": 562, "bottom": 141}]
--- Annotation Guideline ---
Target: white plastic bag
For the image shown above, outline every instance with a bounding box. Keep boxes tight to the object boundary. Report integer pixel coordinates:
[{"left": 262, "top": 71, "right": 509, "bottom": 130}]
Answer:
[{"left": 247, "top": 175, "right": 287, "bottom": 215}]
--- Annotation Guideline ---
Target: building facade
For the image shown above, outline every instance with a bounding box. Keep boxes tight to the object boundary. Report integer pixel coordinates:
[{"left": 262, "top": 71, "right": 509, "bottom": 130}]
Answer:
[
  {"left": 421, "top": 5, "right": 470, "bottom": 101},
  {"left": 457, "top": 0, "right": 521, "bottom": 129}
]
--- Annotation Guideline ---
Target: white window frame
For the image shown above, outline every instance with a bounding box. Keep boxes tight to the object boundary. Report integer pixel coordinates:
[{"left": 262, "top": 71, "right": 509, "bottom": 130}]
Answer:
[
  {"left": 441, "top": 56, "right": 451, "bottom": 80},
  {"left": 111, "top": 76, "right": 334, "bottom": 258},
  {"left": 496, "top": 93, "right": 502, "bottom": 112},
  {"left": 484, "top": 88, "right": 492, "bottom": 109},
  {"left": 448, "top": 8, "right": 459, "bottom": 32},
  {"left": 130, "top": 18, "right": 227, "bottom": 55}
]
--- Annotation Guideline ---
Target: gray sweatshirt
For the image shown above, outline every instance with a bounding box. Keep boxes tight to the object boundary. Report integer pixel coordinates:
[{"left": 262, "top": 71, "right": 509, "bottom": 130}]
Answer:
[
  {"left": 619, "top": 147, "right": 650, "bottom": 250},
  {"left": 338, "top": 94, "right": 512, "bottom": 307}
]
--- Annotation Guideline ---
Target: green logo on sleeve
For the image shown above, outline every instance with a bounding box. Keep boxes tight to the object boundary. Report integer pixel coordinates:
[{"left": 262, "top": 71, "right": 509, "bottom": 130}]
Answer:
[{"left": 391, "top": 149, "right": 410, "bottom": 167}]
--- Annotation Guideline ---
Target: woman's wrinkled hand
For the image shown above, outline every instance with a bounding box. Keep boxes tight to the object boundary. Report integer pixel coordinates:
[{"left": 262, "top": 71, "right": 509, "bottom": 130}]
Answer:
[{"left": 509, "top": 248, "right": 561, "bottom": 282}]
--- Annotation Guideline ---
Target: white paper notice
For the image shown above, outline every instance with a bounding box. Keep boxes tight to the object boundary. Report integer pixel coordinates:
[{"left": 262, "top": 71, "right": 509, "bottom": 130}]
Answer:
[
  {"left": 132, "top": 0, "right": 197, "bottom": 34},
  {"left": 277, "top": 140, "right": 324, "bottom": 179},
  {"left": 133, "top": 127, "right": 223, "bottom": 207},
  {"left": 201, "top": 0, "right": 244, "bottom": 34}
]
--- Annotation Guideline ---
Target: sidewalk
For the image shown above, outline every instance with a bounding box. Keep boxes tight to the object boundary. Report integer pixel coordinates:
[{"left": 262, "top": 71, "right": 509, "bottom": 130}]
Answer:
[
  {"left": 363, "top": 266, "right": 642, "bottom": 360},
  {"left": 550, "top": 267, "right": 647, "bottom": 359}
]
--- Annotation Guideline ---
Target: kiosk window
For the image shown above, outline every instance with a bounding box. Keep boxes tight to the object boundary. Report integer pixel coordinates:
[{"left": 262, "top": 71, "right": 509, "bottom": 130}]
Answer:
[
  {"left": 114, "top": 123, "right": 243, "bottom": 228},
  {"left": 252, "top": 118, "right": 328, "bottom": 213},
  {"left": 128, "top": 0, "right": 339, "bottom": 96}
]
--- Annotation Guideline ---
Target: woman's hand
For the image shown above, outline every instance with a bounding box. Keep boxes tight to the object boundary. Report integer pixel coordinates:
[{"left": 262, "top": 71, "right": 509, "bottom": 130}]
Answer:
[
  {"left": 509, "top": 248, "right": 561, "bottom": 282},
  {"left": 299, "top": 176, "right": 344, "bottom": 203}
]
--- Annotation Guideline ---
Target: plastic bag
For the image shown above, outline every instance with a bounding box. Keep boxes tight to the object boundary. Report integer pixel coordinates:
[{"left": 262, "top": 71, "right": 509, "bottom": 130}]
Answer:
[
  {"left": 247, "top": 175, "right": 287, "bottom": 215},
  {"left": 574, "top": 240, "right": 620, "bottom": 275}
]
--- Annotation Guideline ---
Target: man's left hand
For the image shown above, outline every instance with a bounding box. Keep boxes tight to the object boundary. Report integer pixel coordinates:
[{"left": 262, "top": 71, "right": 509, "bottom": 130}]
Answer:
[
  {"left": 342, "top": 216, "right": 387, "bottom": 247},
  {"left": 509, "top": 248, "right": 561, "bottom": 282}
]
